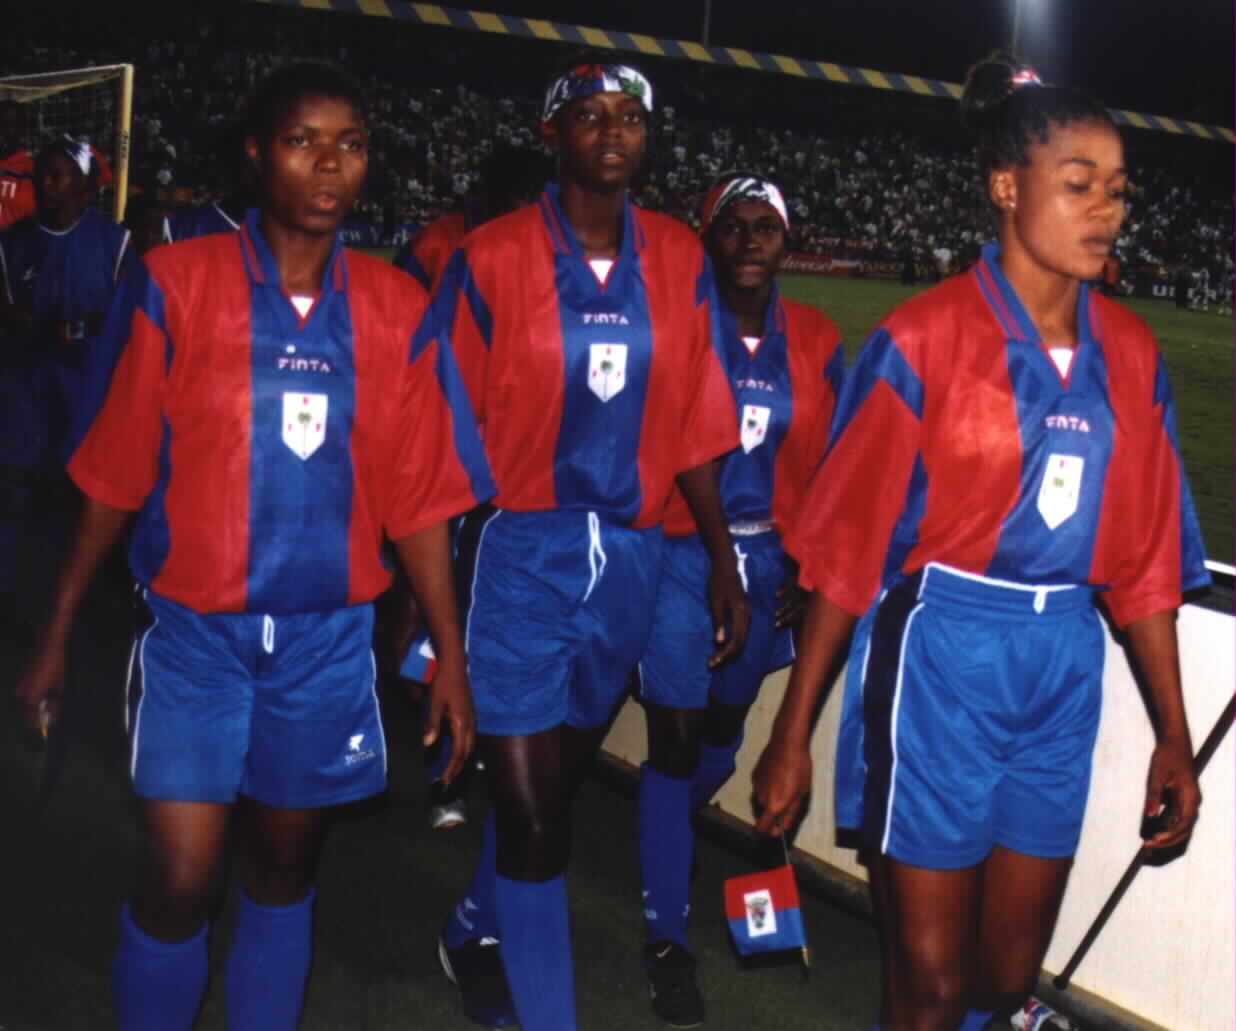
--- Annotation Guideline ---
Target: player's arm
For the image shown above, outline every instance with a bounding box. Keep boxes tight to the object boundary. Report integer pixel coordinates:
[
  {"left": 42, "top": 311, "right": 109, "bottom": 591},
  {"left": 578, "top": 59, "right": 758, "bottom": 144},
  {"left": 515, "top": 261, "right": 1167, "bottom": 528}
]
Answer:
[
  {"left": 16, "top": 499, "right": 132, "bottom": 733},
  {"left": 392, "top": 524, "right": 472, "bottom": 785},
  {"left": 753, "top": 592, "right": 857, "bottom": 835},
  {"left": 1124, "top": 610, "right": 1198, "bottom": 850}
]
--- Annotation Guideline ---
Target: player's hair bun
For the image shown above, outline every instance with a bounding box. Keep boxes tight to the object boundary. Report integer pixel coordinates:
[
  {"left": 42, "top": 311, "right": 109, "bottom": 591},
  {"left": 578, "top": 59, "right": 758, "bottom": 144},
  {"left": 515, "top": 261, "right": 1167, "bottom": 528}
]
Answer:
[{"left": 960, "top": 51, "right": 1022, "bottom": 129}]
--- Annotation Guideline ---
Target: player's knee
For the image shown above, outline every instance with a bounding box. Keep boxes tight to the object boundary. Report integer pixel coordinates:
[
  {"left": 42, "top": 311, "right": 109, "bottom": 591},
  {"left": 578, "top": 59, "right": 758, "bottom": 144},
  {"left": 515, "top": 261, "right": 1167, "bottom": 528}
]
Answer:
[
  {"left": 495, "top": 802, "right": 572, "bottom": 880},
  {"left": 898, "top": 954, "right": 969, "bottom": 1019},
  {"left": 132, "top": 862, "right": 219, "bottom": 940},
  {"left": 645, "top": 704, "right": 703, "bottom": 778}
]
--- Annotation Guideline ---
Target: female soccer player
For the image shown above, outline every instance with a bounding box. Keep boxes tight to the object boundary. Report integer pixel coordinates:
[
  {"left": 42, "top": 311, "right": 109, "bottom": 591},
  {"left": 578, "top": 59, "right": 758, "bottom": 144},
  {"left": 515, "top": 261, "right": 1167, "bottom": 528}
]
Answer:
[
  {"left": 635, "top": 172, "right": 844, "bottom": 1026},
  {"left": 752, "top": 53, "right": 1208, "bottom": 1031},
  {"left": 15, "top": 62, "right": 493, "bottom": 1031},
  {"left": 429, "top": 62, "right": 749, "bottom": 1031}
]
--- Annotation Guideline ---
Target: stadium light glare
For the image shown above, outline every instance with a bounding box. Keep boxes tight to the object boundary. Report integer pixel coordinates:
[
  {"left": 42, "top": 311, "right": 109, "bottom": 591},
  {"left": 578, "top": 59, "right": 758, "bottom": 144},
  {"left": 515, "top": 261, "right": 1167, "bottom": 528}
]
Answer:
[{"left": 1011, "top": 0, "right": 1046, "bottom": 57}]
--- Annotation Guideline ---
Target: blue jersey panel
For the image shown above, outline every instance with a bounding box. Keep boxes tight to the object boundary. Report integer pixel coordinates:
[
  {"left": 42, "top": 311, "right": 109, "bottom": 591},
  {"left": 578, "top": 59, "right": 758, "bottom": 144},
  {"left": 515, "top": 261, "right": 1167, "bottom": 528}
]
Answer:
[
  {"left": 243, "top": 230, "right": 356, "bottom": 613},
  {"left": 549, "top": 191, "right": 652, "bottom": 522}
]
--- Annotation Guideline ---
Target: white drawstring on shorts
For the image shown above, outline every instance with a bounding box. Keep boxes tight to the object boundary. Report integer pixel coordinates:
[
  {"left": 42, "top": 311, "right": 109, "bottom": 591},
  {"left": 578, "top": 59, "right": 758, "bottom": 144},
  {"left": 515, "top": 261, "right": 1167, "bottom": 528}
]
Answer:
[
  {"left": 262, "top": 614, "right": 275, "bottom": 654},
  {"left": 733, "top": 542, "right": 750, "bottom": 593},
  {"left": 583, "top": 511, "right": 608, "bottom": 603}
]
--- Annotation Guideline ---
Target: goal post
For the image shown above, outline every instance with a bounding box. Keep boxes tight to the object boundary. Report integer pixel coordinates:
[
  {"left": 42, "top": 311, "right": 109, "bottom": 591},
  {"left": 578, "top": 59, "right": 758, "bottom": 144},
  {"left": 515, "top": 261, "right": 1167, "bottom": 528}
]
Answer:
[{"left": 0, "top": 63, "right": 134, "bottom": 222}]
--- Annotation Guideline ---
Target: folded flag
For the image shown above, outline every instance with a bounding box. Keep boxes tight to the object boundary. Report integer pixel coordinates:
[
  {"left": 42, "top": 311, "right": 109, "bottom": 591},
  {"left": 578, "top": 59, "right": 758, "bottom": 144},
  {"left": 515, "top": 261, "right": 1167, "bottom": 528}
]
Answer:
[
  {"left": 724, "top": 862, "right": 808, "bottom": 962},
  {"left": 399, "top": 633, "right": 438, "bottom": 684}
]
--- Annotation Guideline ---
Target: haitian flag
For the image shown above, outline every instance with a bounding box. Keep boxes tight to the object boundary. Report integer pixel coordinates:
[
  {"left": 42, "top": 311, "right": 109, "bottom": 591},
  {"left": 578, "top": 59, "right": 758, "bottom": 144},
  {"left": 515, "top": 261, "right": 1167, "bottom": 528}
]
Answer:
[
  {"left": 724, "top": 863, "right": 808, "bottom": 957},
  {"left": 399, "top": 633, "right": 438, "bottom": 684}
]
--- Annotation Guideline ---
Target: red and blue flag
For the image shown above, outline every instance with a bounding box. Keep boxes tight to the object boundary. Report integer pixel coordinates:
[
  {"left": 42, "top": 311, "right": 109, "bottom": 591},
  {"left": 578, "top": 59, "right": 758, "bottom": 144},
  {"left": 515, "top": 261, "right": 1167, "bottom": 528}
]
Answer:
[{"left": 724, "top": 863, "right": 808, "bottom": 957}]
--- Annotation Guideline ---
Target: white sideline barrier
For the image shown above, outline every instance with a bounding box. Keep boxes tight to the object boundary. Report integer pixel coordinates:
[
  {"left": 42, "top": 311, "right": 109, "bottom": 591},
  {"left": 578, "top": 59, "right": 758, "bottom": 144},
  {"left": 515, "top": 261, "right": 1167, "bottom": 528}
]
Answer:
[{"left": 602, "top": 599, "right": 1234, "bottom": 1031}]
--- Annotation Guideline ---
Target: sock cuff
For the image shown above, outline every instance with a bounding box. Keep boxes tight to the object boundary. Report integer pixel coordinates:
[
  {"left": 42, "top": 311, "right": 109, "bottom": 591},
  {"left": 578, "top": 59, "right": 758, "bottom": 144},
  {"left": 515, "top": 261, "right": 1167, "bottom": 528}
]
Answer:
[
  {"left": 120, "top": 904, "right": 210, "bottom": 951},
  {"left": 235, "top": 887, "right": 317, "bottom": 921},
  {"left": 640, "top": 762, "right": 693, "bottom": 788}
]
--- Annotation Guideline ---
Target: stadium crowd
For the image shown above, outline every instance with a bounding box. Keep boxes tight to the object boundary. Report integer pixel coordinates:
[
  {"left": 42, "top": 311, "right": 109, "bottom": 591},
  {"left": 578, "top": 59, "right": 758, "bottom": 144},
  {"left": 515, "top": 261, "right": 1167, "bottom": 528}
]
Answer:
[{"left": 3, "top": 1, "right": 1232, "bottom": 297}]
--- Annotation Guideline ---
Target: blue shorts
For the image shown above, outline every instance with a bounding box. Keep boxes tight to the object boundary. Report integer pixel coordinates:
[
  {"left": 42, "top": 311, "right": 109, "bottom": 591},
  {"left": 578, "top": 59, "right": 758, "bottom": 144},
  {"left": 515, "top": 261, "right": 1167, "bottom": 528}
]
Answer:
[
  {"left": 462, "top": 508, "right": 663, "bottom": 736},
  {"left": 835, "top": 563, "right": 1104, "bottom": 869},
  {"left": 639, "top": 530, "right": 795, "bottom": 710},
  {"left": 126, "top": 591, "right": 386, "bottom": 808}
]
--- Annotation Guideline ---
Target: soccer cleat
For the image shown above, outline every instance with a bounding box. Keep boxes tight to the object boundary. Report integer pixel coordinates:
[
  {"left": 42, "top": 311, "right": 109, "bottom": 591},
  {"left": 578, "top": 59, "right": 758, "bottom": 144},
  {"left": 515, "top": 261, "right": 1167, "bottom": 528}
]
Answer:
[
  {"left": 428, "top": 780, "right": 468, "bottom": 830},
  {"left": 438, "top": 932, "right": 519, "bottom": 1028},
  {"left": 644, "top": 940, "right": 705, "bottom": 1028}
]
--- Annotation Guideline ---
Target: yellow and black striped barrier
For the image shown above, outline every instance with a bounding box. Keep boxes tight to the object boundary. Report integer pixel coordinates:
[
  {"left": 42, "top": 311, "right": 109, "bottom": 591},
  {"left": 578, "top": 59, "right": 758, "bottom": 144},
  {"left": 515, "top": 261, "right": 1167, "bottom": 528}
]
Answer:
[{"left": 252, "top": 0, "right": 1234, "bottom": 144}]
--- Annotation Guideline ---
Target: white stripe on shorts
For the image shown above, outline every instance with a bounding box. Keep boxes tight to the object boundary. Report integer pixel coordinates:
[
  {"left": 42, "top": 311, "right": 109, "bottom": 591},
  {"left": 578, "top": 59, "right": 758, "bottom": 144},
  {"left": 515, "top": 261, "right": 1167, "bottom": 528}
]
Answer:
[
  {"left": 880, "top": 599, "right": 924, "bottom": 856},
  {"left": 463, "top": 508, "right": 502, "bottom": 657}
]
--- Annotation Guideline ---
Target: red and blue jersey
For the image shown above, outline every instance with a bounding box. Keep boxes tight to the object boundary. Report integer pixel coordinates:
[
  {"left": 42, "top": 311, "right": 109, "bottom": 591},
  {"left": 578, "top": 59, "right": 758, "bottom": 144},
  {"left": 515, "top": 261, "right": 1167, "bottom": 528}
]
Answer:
[
  {"left": 164, "top": 201, "right": 240, "bottom": 243},
  {"left": 422, "top": 185, "right": 738, "bottom": 529},
  {"left": 787, "top": 243, "right": 1208, "bottom": 628},
  {"left": 393, "top": 210, "right": 470, "bottom": 290},
  {"left": 70, "top": 209, "right": 494, "bottom": 615},
  {"left": 0, "top": 150, "right": 36, "bottom": 230},
  {"left": 661, "top": 286, "right": 845, "bottom": 536},
  {"left": 0, "top": 207, "right": 131, "bottom": 350}
]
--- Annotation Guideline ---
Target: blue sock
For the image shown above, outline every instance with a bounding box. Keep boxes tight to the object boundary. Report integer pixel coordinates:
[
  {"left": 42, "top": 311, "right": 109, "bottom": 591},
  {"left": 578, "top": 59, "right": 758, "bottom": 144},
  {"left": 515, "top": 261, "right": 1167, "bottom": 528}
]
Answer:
[
  {"left": 690, "top": 736, "right": 743, "bottom": 810},
  {"left": 639, "top": 764, "right": 694, "bottom": 947},
  {"left": 959, "top": 1010, "right": 994, "bottom": 1031},
  {"left": 445, "top": 811, "right": 499, "bottom": 948},
  {"left": 425, "top": 727, "right": 454, "bottom": 783},
  {"left": 224, "top": 889, "right": 315, "bottom": 1031},
  {"left": 112, "top": 904, "right": 209, "bottom": 1031},
  {"left": 495, "top": 874, "right": 575, "bottom": 1031}
]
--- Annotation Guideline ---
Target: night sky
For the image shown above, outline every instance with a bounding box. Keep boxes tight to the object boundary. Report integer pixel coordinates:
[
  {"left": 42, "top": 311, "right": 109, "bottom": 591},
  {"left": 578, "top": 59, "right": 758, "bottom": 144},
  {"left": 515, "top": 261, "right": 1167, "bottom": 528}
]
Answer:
[{"left": 465, "top": 0, "right": 1234, "bottom": 128}]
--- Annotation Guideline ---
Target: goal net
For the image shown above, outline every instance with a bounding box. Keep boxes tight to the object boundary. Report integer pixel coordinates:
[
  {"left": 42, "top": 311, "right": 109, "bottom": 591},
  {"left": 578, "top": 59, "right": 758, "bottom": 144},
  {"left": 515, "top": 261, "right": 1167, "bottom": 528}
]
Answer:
[{"left": 0, "top": 63, "right": 133, "bottom": 222}]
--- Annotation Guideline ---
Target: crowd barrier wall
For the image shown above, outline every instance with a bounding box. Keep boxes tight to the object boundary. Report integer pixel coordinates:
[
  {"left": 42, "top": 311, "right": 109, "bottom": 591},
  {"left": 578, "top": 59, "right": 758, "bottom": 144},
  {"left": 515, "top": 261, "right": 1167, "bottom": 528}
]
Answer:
[
  {"left": 252, "top": 0, "right": 1235, "bottom": 144},
  {"left": 602, "top": 596, "right": 1235, "bottom": 1031}
]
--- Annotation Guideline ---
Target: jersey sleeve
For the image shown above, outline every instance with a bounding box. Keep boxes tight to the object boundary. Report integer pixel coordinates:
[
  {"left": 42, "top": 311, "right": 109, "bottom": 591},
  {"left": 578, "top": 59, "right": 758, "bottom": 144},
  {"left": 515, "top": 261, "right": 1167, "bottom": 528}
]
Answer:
[
  {"left": 67, "top": 259, "right": 171, "bottom": 511},
  {"left": 1095, "top": 353, "right": 1210, "bottom": 627},
  {"left": 421, "top": 247, "right": 493, "bottom": 432},
  {"left": 386, "top": 308, "right": 496, "bottom": 540},
  {"left": 678, "top": 255, "right": 740, "bottom": 472},
  {"left": 393, "top": 238, "right": 432, "bottom": 291},
  {"left": 784, "top": 326, "right": 923, "bottom": 618}
]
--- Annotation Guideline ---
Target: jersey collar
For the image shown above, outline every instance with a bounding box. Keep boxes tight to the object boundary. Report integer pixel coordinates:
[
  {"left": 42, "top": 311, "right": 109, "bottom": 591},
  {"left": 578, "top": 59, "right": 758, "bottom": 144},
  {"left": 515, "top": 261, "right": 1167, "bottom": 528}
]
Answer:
[
  {"left": 973, "top": 241, "right": 1097, "bottom": 348},
  {"left": 238, "top": 208, "right": 346, "bottom": 295},
  {"left": 537, "top": 183, "right": 645, "bottom": 266},
  {"left": 718, "top": 280, "right": 784, "bottom": 358}
]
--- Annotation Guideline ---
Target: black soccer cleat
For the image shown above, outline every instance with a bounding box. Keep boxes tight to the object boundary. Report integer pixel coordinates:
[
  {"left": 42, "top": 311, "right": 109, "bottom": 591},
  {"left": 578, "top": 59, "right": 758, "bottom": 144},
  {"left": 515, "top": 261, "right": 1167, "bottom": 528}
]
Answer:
[
  {"left": 438, "top": 931, "right": 519, "bottom": 1028},
  {"left": 644, "top": 940, "right": 705, "bottom": 1028}
]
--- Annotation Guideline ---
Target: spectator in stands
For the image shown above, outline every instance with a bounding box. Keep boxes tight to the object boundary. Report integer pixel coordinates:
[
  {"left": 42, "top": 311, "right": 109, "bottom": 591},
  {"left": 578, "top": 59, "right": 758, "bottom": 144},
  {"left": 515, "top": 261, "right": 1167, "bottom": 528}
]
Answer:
[
  {"left": 14, "top": 62, "right": 491, "bottom": 1031},
  {"left": 753, "top": 53, "right": 1208, "bottom": 1031},
  {"left": 633, "top": 172, "right": 844, "bottom": 1026},
  {"left": 431, "top": 59, "right": 746, "bottom": 1031}
]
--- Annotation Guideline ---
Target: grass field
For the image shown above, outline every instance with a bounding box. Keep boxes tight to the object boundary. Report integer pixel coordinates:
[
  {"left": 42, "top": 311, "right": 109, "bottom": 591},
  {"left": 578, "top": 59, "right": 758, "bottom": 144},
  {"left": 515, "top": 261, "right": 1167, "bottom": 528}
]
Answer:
[
  {"left": 366, "top": 248, "right": 1232, "bottom": 563},
  {"left": 779, "top": 275, "right": 1234, "bottom": 564}
]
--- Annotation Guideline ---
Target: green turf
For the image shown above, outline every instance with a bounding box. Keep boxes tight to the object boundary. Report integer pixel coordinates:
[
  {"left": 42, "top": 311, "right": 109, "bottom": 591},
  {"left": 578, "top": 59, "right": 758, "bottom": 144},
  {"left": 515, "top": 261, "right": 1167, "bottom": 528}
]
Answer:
[{"left": 779, "top": 275, "right": 1235, "bottom": 564}]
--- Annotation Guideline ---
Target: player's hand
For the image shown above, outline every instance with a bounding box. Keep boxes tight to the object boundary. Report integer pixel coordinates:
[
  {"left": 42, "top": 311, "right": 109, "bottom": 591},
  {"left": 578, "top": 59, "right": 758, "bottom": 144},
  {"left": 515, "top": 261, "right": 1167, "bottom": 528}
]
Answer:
[
  {"left": 707, "top": 563, "right": 751, "bottom": 669},
  {"left": 16, "top": 639, "right": 68, "bottom": 741},
  {"left": 774, "top": 572, "right": 807, "bottom": 629},
  {"left": 1141, "top": 735, "right": 1200, "bottom": 850},
  {"left": 752, "top": 731, "right": 812, "bottom": 836},
  {"left": 424, "top": 655, "right": 474, "bottom": 787}
]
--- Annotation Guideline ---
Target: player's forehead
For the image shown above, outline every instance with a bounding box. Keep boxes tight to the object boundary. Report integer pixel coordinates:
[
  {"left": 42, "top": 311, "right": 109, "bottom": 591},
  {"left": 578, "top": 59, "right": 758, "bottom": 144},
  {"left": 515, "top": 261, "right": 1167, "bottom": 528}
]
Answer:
[{"left": 271, "top": 91, "right": 367, "bottom": 130}]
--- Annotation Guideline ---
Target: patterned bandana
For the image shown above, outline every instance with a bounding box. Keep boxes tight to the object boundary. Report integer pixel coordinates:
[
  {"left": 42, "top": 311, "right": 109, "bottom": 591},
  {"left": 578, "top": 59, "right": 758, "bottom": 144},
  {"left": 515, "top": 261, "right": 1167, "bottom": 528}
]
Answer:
[
  {"left": 1011, "top": 67, "right": 1043, "bottom": 90},
  {"left": 542, "top": 64, "right": 654, "bottom": 123},
  {"left": 701, "top": 176, "right": 789, "bottom": 230}
]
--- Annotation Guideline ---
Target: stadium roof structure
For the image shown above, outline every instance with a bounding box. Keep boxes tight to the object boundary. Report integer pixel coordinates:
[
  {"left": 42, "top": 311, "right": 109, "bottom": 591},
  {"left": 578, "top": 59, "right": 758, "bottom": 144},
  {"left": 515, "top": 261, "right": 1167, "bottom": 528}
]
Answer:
[{"left": 253, "top": 0, "right": 1234, "bottom": 144}]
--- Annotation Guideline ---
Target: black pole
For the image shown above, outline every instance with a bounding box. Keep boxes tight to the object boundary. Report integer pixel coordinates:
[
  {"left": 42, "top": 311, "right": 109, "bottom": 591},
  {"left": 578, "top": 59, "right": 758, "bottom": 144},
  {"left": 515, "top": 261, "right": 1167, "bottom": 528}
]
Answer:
[
  {"left": 1052, "top": 693, "right": 1235, "bottom": 990},
  {"left": 701, "top": 0, "right": 712, "bottom": 47}
]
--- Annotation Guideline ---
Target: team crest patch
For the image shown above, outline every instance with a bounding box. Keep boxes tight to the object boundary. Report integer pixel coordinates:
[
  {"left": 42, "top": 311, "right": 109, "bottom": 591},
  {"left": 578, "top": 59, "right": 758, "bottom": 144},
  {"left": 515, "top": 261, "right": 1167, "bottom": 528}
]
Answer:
[
  {"left": 1037, "top": 453, "right": 1084, "bottom": 529},
  {"left": 743, "top": 889, "right": 776, "bottom": 937},
  {"left": 588, "top": 343, "right": 627, "bottom": 402},
  {"left": 282, "top": 392, "right": 328, "bottom": 460},
  {"left": 740, "top": 404, "right": 771, "bottom": 453}
]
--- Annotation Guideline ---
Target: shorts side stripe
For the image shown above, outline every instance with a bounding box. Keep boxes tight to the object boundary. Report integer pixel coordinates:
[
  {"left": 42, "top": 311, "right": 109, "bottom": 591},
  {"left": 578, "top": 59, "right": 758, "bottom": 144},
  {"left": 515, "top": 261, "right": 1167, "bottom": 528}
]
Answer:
[
  {"left": 462, "top": 508, "right": 501, "bottom": 656},
  {"left": 880, "top": 601, "right": 923, "bottom": 854},
  {"left": 368, "top": 649, "right": 386, "bottom": 776},
  {"left": 129, "top": 609, "right": 159, "bottom": 780}
]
